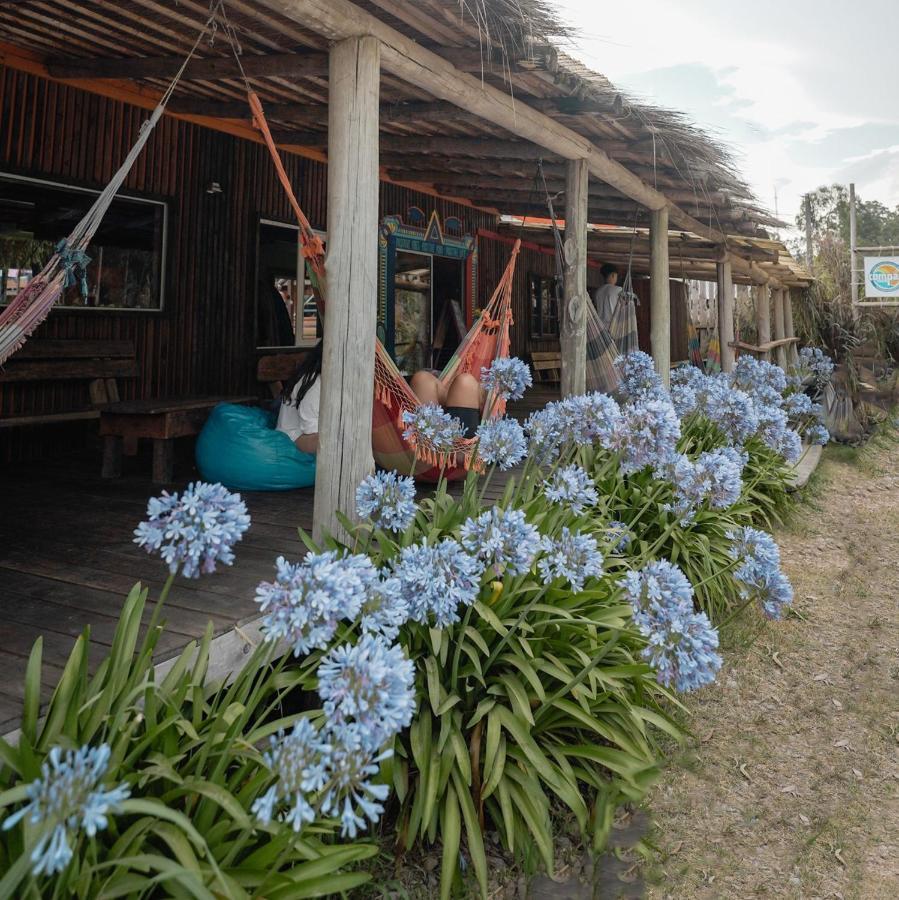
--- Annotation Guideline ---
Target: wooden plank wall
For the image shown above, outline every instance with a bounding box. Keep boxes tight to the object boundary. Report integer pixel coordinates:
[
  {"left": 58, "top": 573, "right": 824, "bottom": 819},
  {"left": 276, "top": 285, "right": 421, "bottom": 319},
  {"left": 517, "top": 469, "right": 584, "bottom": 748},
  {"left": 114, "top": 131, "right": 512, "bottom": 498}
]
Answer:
[
  {"left": 633, "top": 277, "right": 690, "bottom": 362},
  {"left": 0, "top": 68, "right": 497, "bottom": 461}
]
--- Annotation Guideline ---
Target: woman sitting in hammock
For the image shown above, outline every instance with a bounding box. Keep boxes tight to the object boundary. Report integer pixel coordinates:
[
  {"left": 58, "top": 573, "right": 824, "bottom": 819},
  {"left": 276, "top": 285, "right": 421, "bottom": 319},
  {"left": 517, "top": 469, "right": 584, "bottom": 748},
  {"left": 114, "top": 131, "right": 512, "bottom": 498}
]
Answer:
[{"left": 276, "top": 341, "right": 483, "bottom": 454}]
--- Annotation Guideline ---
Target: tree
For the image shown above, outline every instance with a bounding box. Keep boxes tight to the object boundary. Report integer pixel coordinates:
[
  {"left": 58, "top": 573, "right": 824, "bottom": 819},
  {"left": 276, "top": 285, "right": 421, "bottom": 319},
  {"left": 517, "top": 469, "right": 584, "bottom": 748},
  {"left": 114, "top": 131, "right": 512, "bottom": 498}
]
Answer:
[{"left": 795, "top": 184, "right": 899, "bottom": 254}]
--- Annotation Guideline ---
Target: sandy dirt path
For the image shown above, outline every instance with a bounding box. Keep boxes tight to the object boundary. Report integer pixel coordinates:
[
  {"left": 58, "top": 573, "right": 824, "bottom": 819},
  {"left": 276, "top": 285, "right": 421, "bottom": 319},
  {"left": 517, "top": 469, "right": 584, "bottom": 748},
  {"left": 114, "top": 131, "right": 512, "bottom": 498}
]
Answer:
[{"left": 644, "top": 433, "right": 899, "bottom": 899}]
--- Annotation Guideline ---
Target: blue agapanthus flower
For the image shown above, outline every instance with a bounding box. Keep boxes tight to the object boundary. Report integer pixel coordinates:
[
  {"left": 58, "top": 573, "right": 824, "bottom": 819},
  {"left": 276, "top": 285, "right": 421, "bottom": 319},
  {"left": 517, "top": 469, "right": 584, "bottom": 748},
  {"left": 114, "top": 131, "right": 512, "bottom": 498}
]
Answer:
[
  {"left": 319, "top": 722, "right": 393, "bottom": 839},
  {"left": 732, "top": 356, "right": 787, "bottom": 407},
  {"left": 782, "top": 391, "right": 813, "bottom": 417},
  {"left": 481, "top": 356, "right": 533, "bottom": 401},
  {"left": 133, "top": 481, "right": 251, "bottom": 578},
  {"left": 670, "top": 365, "right": 707, "bottom": 418},
  {"left": 252, "top": 719, "right": 332, "bottom": 833},
  {"left": 727, "top": 526, "right": 794, "bottom": 620},
  {"left": 805, "top": 423, "right": 830, "bottom": 446},
  {"left": 524, "top": 405, "right": 566, "bottom": 466},
  {"left": 359, "top": 575, "right": 410, "bottom": 642},
  {"left": 402, "top": 403, "right": 465, "bottom": 456},
  {"left": 663, "top": 447, "right": 745, "bottom": 523},
  {"left": 798, "top": 346, "right": 834, "bottom": 385},
  {"left": 617, "top": 350, "right": 665, "bottom": 401},
  {"left": 2, "top": 743, "right": 130, "bottom": 876},
  {"left": 317, "top": 634, "right": 416, "bottom": 744},
  {"left": 355, "top": 470, "right": 417, "bottom": 533},
  {"left": 606, "top": 520, "right": 632, "bottom": 553},
  {"left": 255, "top": 552, "right": 379, "bottom": 656},
  {"left": 619, "top": 560, "right": 722, "bottom": 693},
  {"left": 460, "top": 506, "right": 541, "bottom": 576},
  {"left": 613, "top": 397, "right": 681, "bottom": 475},
  {"left": 699, "top": 377, "right": 759, "bottom": 445},
  {"left": 551, "top": 392, "right": 623, "bottom": 448},
  {"left": 538, "top": 527, "right": 604, "bottom": 592},
  {"left": 545, "top": 464, "right": 599, "bottom": 514},
  {"left": 476, "top": 417, "right": 527, "bottom": 470},
  {"left": 392, "top": 538, "right": 483, "bottom": 627}
]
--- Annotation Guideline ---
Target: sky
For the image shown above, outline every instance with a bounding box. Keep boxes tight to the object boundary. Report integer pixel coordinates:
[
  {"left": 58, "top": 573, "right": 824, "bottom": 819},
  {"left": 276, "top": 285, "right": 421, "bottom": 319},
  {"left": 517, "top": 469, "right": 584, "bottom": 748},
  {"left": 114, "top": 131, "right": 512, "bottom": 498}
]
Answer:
[{"left": 555, "top": 0, "right": 899, "bottom": 234}]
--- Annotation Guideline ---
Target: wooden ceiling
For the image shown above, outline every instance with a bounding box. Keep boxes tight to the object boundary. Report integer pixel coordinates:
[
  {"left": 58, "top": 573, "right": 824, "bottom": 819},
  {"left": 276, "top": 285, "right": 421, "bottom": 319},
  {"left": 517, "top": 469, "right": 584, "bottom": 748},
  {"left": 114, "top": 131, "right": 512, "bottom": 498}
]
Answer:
[{"left": 0, "top": 0, "right": 807, "bottom": 282}]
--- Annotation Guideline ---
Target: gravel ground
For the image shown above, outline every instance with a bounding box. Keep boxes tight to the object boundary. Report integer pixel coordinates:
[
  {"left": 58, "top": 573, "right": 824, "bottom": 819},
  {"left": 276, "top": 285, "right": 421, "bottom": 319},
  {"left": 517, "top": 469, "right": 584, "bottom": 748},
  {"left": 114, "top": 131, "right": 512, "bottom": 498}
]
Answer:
[{"left": 643, "top": 432, "right": 899, "bottom": 899}]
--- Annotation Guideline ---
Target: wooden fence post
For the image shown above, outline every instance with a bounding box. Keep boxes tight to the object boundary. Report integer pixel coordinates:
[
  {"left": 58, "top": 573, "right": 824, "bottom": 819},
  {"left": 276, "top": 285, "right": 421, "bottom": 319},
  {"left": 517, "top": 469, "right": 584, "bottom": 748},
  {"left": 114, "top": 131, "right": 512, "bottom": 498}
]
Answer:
[
  {"left": 773, "top": 287, "right": 787, "bottom": 369},
  {"left": 716, "top": 256, "right": 735, "bottom": 373},
  {"left": 783, "top": 288, "right": 799, "bottom": 366},
  {"left": 755, "top": 283, "right": 771, "bottom": 361},
  {"left": 650, "top": 206, "right": 671, "bottom": 385},
  {"left": 561, "top": 158, "right": 588, "bottom": 397},
  {"left": 313, "top": 35, "right": 380, "bottom": 542}
]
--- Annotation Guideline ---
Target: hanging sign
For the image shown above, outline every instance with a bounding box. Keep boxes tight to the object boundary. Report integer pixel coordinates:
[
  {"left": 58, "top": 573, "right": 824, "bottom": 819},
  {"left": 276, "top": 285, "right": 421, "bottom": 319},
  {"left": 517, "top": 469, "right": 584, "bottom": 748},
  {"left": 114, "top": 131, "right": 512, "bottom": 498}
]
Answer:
[{"left": 864, "top": 257, "right": 899, "bottom": 297}]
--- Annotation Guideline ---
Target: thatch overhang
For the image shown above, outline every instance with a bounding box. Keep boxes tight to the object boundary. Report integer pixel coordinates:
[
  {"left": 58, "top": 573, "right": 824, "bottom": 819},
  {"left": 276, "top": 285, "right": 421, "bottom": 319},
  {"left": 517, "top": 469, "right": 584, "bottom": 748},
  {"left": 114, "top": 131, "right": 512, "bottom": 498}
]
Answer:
[{"left": 0, "top": 0, "right": 789, "bottom": 263}]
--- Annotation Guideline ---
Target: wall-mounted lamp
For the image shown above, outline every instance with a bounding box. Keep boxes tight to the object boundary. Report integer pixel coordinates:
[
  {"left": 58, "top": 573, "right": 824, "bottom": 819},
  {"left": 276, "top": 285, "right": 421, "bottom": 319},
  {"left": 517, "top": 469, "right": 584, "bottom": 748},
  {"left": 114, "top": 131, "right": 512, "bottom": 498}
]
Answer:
[{"left": 205, "top": 181, "right": 223, "bottom": 195}]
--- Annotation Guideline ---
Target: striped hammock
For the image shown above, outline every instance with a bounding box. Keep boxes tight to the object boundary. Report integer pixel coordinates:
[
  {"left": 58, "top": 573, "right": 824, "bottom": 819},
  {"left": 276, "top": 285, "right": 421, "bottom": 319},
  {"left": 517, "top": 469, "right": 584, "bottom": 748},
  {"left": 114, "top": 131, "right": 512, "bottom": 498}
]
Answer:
[
  {"left": 0, "top": 20, "right": 213, "bottom": 367},
  {"left": 585, "top": 297, "right": 622, "bottom": 395},
  {"left": 250, "top": 92, "right": 517, "bottom": 482}
]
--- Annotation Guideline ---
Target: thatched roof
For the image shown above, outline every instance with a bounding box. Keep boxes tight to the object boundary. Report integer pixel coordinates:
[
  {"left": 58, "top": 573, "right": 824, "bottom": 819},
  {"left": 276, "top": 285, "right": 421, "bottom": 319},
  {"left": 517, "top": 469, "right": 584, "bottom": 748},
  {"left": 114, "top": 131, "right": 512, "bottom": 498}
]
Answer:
[{"left": 0, "top": 0, "right": 783, "bottom": 241}]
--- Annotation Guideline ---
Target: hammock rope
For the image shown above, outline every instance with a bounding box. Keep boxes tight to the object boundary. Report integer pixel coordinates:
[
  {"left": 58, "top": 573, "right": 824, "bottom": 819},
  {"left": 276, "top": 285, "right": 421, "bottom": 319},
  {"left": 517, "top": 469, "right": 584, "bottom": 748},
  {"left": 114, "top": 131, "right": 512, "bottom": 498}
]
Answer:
[{"left": 0, "top": 8, "right": 220, "bottom": 366}]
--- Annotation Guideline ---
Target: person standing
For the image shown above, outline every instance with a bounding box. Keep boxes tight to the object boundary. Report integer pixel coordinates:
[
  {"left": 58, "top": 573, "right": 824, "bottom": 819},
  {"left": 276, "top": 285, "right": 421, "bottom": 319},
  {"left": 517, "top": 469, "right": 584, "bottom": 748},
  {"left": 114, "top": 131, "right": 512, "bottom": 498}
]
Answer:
[{"left": 593, "top": 263, "right": 621, "bottom": 326}]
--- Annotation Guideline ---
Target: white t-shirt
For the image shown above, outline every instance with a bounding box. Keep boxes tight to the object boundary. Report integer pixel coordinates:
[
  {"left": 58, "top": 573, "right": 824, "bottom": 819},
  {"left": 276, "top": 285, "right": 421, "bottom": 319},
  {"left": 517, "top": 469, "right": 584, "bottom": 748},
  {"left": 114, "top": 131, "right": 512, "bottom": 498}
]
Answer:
[
  {"left": 276, "top": 377, "right": 320, "bottom": 443},
  {"left": 593, "top": 283, "right": 621, "bottom": 326}
]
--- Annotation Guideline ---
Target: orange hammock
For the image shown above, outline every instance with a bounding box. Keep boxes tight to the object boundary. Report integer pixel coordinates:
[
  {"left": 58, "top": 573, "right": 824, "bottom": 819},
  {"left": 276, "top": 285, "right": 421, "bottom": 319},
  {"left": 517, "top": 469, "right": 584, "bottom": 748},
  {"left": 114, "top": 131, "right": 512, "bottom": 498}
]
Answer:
[{"left": 249, "top": 92, "right": 518, "bottom": 482}]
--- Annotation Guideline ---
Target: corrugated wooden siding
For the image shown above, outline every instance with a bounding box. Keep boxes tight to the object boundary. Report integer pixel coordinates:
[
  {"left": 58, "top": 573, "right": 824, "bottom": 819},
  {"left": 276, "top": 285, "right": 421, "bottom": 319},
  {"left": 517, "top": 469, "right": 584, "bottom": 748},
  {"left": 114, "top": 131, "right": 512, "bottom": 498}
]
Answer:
[
  {"left": 633, "top": 277, "right": 690, "bottom": 362},
  {"left": 0, "top": 69, "right": 497, "bottom": 460}
]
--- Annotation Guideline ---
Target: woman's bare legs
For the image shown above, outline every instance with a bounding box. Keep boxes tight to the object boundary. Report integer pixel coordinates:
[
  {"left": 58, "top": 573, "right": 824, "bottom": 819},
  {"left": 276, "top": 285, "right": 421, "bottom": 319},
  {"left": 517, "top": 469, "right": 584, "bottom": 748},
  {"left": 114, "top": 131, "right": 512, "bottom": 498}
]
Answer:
[
  {"left": 410, "top": 370, "right": 447, "bottom": 406},
  {"left": 445, "top": 372, "right": 483, "bottom": 411}
]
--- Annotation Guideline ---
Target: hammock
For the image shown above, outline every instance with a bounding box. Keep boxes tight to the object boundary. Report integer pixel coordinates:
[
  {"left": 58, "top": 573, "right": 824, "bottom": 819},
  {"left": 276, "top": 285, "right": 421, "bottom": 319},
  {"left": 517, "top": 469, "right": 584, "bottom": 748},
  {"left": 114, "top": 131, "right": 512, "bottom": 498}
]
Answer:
[
  {"left": 585, "top": 296, "right": 621, "bottom": 394},
  {"left": 0, "top": 15, "right": 215, "bottom": 366},
  {"left": 248, "top": 90, "right": 518, "bottom": 482},
  {"left": 608, "top": 288, "right": 640, "bottom": 357}
]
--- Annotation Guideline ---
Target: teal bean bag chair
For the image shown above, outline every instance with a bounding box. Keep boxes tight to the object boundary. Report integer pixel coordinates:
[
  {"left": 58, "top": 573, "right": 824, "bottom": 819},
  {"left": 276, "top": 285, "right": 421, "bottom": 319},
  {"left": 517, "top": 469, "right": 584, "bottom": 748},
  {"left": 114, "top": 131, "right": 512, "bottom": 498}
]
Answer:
[{"left": 196, "top": 403, "right": 316, "bottom": 492}]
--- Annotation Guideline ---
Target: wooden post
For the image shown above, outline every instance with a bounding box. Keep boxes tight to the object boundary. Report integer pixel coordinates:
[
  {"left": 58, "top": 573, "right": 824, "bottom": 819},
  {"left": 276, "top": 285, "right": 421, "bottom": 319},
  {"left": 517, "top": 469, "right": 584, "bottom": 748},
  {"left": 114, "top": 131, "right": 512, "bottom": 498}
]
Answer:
[
  {"left": 650, "top": 206, "right": 671, "bottom": 385},
  {"left": 312, "top": 35, "right": 380, "bottom": 542},
  {"left": 773, "top": 287, "right": 787, "bottom": 369},
  {"left": 716, "top": 256, "right": 736, "bottom": 373},
  {"left": 804, "top": 194, "right": 815, "bottom": 275},
  {"left": 783, "top": 288, "right": 798, "bottom": 366},
  {"left": 561, "top": 159, "right": 588, "bottom": 397},
  {"left": 755, "top": 283, "right": 771, "bottom": 361}
]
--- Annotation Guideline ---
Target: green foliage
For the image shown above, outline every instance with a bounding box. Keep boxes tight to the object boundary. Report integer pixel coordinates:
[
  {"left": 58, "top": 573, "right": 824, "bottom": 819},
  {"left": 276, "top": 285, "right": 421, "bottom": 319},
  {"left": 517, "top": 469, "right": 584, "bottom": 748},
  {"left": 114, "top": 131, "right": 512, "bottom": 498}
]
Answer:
[{"left": 0, "top": 583, "right": 377, "bottom": 899}]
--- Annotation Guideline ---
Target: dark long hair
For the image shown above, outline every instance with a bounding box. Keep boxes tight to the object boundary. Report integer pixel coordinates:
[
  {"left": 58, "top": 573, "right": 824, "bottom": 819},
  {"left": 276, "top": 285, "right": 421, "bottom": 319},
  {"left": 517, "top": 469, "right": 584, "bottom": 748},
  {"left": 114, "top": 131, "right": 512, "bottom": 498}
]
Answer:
[{"left": 282, "top": 340, "right": 323, "bottom": 408}]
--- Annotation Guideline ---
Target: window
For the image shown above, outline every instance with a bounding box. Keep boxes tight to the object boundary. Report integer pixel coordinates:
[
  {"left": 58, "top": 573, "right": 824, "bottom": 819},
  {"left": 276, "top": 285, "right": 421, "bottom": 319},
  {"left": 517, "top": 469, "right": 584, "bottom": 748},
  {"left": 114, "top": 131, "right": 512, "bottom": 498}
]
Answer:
[
  {"left": 528, "top": 272, "right": 560, "bottom": 338},
  {"left": 256, "top": 219, "right": 324, "bottom": 348},
  {"left": 0, "top": 172, "right": 167, "bottom": 310}
]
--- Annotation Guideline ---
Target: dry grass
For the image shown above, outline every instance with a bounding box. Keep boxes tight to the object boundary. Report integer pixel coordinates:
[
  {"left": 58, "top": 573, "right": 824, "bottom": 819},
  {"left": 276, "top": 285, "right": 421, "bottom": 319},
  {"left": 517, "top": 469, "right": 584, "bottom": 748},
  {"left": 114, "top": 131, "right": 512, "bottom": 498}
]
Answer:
[{"left": 642, "top": 428, "right": 899, "bottom": 899}]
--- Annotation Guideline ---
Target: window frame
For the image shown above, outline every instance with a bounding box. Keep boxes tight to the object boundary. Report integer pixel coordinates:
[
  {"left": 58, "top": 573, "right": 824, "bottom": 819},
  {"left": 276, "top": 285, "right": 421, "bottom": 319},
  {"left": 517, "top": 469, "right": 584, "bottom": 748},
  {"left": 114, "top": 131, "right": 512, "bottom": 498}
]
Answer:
[
  {"left": 255, "top": 216, "right": 327, "bottom": 351},
  {"left": 528, "top": 271, "right": 561, "bottom": 339},
  {"left": 0, "top": 170, "right": 169, "bottom": 314}
]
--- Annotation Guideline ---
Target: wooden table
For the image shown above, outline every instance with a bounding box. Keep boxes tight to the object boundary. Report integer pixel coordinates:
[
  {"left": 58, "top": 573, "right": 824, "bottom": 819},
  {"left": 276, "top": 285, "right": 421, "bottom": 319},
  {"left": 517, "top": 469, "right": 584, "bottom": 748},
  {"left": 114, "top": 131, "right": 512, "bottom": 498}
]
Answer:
[{"left": 99, "top": 396, "right": 257, "bottom": 483}]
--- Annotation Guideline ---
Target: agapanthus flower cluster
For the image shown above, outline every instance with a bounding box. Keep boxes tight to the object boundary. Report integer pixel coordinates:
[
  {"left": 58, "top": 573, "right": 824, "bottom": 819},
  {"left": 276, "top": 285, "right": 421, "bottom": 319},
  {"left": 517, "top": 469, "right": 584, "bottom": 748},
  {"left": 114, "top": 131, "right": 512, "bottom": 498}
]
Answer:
[
  {"left": 613, "top": 397, "right": 681, "bottom": 475},
  {"left": 545, "top": 464, "right": 599, "bottom": 514},
  {"left": 317, "top": 634, "right": 416, "bottom": 743},
  {"left": 732, "top": 356, "right": 787, "bottom": 407},
  {"left": 617, "top": 350, "right": 665, "bottom": 401},
  {"left": 727, "top": 526, "right": 794, "bottom": 620},
  {"left": 392, "top": 538, "right": 484, "bottom": 627},
  {"left": 538, "top": 527, "right": 604, "bottom": 591},
  {"left": 355, "top": 471, "right": 416, "bottom": 533},
  {"left": 524, "top": 405, "right": 566, "bottom": 465},
  {"left": 2, "top": 744, "right": 130, "bottom": 876},
  {"left": 669, "top": 365, "right": 706, "bottom": 418},
  {"left": 755, "top": 405, "right": 802, "bottom": 463},
  {"left": 480, "top": 356, "right": 533, "bottom": 401},
  {"left": 402, "top": 403, "right": 465, "bottom": 457},
  {"left": 805, "top": 423, "right": 830, "bottom": 446},
  {"left": 359, "top": 575, "right": 409, "bottom": 641},
  {"left": 133, "top": 481, "right": 251, "bottom": 578},
  {"left": 476, "top": 416, "right": 527, "bottom": 470},
  {"left": 782, "top": 391, "right": 813, "bottom": 418},
  {"left": 460, "top": 506, "right": 541, "bottom": 576},
  {"left": 698, "top": 377, "right": 759, "bottom": 445},
  {"left": 255, "top": 551, "right": 378, "bottom": 656},
  {"left": 798, "top": 346, "right": 834, "bottom": 385},
  {"left": 553, "top": 392, "right": 623, "bottom": 447},
  {"left": 663, "top": 447, "right": 745, "bottom": 524},
  {"left": 619, "top": 560, "right": 722, "bottom": 693}
]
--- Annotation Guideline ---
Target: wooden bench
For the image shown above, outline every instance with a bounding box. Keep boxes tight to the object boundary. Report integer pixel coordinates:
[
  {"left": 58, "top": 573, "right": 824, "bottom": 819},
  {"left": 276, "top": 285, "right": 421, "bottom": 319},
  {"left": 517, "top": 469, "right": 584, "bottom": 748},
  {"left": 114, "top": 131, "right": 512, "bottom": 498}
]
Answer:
[
  {"left": 728, "top": 337, "right": 799, "bottom": 355},
  {"left": 256, "top": 347, "right": 310, "bottom": 398},
  {"left": 531, "top": 350, "right": 561, "bottom": 384},
  {"left": 0, "top": 339, "right": 138, "bottom": 429}
]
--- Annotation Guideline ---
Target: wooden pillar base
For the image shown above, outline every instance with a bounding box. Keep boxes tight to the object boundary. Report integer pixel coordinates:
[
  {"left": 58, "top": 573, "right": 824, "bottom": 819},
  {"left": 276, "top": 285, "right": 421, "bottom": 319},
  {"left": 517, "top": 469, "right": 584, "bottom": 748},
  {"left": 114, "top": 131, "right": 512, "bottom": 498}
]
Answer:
[
  {"left": 101, "top": 435, "right": 123, "bottom": 479},
  {"left": 152, "top": 439, "right": 174, "bottom": 484}
]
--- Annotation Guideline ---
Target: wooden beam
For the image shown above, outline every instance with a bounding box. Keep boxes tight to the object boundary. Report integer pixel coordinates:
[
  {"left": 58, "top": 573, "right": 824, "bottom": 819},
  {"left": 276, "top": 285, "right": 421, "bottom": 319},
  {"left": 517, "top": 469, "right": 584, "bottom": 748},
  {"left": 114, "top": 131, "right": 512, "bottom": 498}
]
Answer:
[
  {"left": 773, "top": 288, "right": 788, "bottom": 369},
  {"left": 716, "top": 257, "right": 736, "bottom": 373},
  {"left": 561, "top": 159, "right": 588, "bottom": 397},
  {"left": 379, "top": 135, "right": 557, "bottom": 160},
  {"left": 259, "top": 0, "right": 733, "bottom": 244},
  {"left": 166, "top": 98, "right": 324, "bottom": 121},
  {"left": 650, "top": 207, "right": 671, "bottom": 385},
  {"left": 755, "top": 284, "right": 772, "bottom": 361},
  {"left": 47, "top": 51, "right": 329, "bottom": 80},
  {"left": 783, "top": 289, "right": 799, "bottom": 366},
  {"left": 313, "top": 35, "right": 379, "bottom": 542}
]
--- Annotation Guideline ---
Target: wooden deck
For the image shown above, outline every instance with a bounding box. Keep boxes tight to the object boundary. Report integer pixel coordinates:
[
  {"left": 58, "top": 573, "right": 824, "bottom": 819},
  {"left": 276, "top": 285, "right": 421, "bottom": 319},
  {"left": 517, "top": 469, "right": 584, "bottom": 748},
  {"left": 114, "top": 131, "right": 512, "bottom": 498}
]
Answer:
[{"left": 0, "top": 389, "right": 559, "bottom": 735}]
